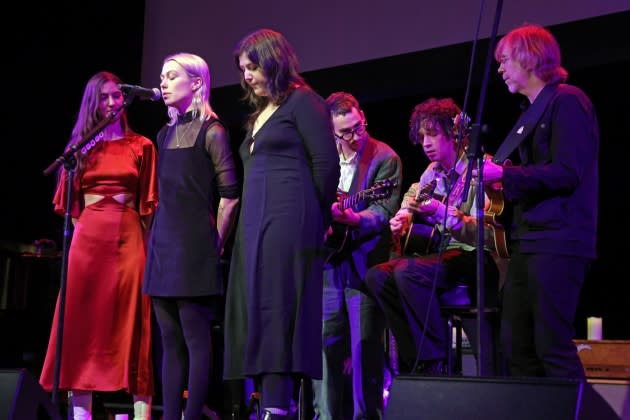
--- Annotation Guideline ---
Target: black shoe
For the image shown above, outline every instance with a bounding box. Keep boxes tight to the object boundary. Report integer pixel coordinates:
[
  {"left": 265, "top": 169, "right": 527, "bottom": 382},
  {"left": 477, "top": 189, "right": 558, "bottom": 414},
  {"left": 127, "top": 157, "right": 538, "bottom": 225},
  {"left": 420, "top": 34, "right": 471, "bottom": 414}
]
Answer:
[
  {"left": 263, "top": 410, "right": 289, "bottom": 419},
  {"left": 414, "top": 359, "right": 445, "bottom": 376}
]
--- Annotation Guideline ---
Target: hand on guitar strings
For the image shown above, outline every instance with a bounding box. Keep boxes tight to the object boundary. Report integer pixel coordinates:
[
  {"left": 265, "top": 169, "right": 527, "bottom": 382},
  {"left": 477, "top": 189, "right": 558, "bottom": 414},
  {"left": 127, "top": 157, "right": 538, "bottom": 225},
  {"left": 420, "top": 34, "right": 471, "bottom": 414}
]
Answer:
[
  {"left": 444, "top": 205, "right": 465, "bottom": 231},
  {"left": 390, "top": 209, "right": 413, "bottom": 237},
  {"left": 330, "top": 202, "right": 361, "bottom": 226}
]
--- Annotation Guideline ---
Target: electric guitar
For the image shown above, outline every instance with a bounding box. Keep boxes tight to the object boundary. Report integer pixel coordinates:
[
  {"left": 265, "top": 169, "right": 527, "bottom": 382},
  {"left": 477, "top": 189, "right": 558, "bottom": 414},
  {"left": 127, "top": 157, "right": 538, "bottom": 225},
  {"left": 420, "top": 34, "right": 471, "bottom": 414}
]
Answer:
[{"left": 324, "top": 179, "right": 397, "bottom": 263}]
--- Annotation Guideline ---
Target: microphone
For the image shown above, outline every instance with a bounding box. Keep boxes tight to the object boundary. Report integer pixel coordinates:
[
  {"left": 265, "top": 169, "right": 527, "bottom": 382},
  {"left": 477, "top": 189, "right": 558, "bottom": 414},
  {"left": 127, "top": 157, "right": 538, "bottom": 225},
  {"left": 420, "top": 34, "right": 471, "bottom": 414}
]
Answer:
[{"left": 118, "top": 84, "right": 161, "bottom": 101}]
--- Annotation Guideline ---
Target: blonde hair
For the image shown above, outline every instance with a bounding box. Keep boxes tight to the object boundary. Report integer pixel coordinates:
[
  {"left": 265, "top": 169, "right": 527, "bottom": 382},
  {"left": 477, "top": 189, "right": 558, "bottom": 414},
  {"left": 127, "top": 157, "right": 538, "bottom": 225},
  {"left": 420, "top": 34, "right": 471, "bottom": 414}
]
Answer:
[
  {"left": 163, "top": 52, "right": 215, "bottom": 126},
  {"left": 495, "top": 24, "right": 568, "bottom": 84}
]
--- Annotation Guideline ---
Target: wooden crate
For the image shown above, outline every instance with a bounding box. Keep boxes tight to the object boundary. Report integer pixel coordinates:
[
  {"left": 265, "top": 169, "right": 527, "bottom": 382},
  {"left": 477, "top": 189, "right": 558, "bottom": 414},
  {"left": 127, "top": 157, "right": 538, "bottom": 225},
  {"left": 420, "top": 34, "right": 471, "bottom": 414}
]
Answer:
[{"left": 574, "top": 340, "right": 630, "bottom": 379}]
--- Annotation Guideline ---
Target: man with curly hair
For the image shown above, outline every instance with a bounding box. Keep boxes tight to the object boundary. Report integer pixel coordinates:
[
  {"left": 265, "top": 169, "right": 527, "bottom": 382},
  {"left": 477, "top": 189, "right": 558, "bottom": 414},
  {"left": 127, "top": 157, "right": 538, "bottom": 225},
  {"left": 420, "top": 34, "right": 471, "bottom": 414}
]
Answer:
[{"left": 365, "top": 97, "right": 501, "bottom": 377}]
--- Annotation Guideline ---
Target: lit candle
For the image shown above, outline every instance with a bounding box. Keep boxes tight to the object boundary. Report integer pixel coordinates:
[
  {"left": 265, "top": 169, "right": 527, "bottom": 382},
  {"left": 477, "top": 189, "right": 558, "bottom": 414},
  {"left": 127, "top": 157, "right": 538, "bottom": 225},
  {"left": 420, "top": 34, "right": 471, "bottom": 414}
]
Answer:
[{"left": 587, "top": 317, "right": 603, "bottom": 340}]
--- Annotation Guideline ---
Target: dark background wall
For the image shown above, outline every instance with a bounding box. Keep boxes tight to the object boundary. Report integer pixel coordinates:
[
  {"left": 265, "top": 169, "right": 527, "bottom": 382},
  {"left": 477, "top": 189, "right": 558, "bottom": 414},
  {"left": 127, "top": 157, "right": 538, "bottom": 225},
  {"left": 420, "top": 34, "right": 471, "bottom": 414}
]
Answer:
[
  {"left": 140, "top": 0, "right": 630, "bottom": 88},
  {"left": 1, "top": 3, "right": 629, "bottom": 374}
]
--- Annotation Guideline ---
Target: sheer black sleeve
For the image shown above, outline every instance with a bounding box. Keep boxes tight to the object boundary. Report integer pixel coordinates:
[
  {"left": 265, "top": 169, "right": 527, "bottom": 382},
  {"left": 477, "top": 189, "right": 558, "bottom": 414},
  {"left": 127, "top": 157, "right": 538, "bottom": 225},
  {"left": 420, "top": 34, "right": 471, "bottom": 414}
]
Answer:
[{"left": 204, "top": 122, "right": 239, "bottom": 198}]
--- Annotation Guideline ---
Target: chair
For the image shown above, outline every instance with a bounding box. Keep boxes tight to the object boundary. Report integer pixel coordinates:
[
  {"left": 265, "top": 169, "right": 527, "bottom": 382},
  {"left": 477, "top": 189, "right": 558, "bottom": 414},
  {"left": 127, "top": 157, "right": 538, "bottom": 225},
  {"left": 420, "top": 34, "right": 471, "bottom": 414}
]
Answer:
[
  {"left": 384, "top": 284, "right": 500, "bottom": 377},
  {"left": 439, "top": 284, "right": 501, "bottom": 376}
]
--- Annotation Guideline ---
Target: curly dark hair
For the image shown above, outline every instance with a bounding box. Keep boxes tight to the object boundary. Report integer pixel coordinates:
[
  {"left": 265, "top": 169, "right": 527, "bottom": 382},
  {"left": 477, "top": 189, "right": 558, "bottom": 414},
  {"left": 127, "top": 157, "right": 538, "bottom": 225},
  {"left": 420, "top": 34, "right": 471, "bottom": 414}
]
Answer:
[{"left": 408, "top": 97, "right": 462, "bottom": 145}]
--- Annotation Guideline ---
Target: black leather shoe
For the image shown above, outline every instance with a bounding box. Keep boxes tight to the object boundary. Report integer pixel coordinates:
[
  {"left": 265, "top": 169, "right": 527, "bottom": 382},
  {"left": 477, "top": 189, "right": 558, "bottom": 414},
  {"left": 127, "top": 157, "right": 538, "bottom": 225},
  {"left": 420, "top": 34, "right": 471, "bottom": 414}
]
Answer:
[{"left": 263, "top": 410, "right": 289, "bottom": 419}]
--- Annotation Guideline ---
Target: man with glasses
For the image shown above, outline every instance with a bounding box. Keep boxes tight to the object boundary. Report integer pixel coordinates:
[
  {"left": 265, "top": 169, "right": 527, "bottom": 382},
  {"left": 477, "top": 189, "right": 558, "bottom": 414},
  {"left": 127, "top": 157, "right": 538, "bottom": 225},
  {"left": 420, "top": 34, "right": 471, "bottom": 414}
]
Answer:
[{"left": 314, "top": 92, "right": 402, "bottom": 419}]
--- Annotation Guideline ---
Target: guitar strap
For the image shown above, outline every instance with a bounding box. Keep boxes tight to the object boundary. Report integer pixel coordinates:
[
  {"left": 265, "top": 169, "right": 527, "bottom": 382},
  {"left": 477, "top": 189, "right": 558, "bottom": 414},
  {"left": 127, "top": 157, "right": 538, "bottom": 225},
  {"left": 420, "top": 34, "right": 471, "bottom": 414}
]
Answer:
[
  {"left": 492, "top": 83, "right": 557, "bottom": 164},
  {"left": 350, "top": 139, "right": 377, "bottom": 197}
]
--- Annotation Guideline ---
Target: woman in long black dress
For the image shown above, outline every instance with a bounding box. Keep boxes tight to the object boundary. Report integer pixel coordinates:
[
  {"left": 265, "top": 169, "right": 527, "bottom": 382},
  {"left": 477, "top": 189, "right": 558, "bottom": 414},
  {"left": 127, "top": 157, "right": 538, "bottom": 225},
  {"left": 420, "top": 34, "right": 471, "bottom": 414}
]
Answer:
[
  {"left": 143, "top": 52, "right": 240, "bottom": 420},
  {"left": 223, "top": 29, "right": 340, "bottom": 419}
]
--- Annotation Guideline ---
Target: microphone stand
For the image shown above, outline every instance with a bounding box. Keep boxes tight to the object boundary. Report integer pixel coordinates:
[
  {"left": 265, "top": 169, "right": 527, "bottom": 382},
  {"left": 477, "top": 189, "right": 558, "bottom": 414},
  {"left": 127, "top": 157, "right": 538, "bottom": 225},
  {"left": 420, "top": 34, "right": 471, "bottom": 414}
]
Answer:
[
  {"left": 460, "top": 0, "right": 503, "bottom": 376},
  {"left": 42, "top": 95, "right": 134, "bottom": 408}
]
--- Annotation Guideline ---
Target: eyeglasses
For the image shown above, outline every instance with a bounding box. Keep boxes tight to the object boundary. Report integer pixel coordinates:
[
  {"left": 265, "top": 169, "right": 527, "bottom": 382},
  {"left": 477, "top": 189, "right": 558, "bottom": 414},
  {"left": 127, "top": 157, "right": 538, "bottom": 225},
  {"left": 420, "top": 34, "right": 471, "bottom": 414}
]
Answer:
[{"left": 334, "top": 122, "right": 368, "bottom": 142}]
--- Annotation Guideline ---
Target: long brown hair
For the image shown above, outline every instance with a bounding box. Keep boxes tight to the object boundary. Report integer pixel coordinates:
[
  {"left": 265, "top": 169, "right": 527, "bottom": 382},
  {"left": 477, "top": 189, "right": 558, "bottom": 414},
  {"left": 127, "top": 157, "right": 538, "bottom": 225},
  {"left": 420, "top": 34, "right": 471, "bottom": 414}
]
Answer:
[
  {"left": 59, "top": 71, "right": 131, "bottom": 184},
  {"left": 234, "top": 28, "right": 306, "bottom": 130}
]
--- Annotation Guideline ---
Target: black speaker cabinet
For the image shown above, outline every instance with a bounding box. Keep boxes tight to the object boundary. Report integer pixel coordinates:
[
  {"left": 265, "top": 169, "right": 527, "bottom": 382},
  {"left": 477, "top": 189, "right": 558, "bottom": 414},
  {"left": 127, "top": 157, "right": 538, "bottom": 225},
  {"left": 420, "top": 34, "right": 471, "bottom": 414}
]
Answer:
[
  {"left": 386, "top": 375, "right": 597, "bottom": 420},
  {"left": 0, "top": 369, "right": 61, "bottom": 420}
]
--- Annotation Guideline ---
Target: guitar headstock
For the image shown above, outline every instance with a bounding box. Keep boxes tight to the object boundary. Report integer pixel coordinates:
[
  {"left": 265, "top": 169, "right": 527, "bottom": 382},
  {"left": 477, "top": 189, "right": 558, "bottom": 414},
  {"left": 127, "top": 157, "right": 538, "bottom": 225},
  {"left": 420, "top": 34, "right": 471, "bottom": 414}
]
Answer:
[
  {"left": 454, "top": 112, "right": 472, "bottom": 140},
  {"left": 364, "top": 179, "right": 397, "bottom": 201},
  {"left": 338, "top": 180, "right": 398, "bottom": 210}
]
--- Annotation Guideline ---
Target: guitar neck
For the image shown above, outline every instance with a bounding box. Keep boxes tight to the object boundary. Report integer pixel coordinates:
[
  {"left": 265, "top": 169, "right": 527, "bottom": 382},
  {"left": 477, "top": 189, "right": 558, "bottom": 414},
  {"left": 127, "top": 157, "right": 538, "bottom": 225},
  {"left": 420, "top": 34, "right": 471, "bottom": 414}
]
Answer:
[
  {"left": 414, "top": 179, "right": 437, "bottom": 202},
  {"left": 337, "top": 180, "right": 394, "bottom": 212},
  {"left": 339, "top": 191, "right": 366, "bottom": 211}
]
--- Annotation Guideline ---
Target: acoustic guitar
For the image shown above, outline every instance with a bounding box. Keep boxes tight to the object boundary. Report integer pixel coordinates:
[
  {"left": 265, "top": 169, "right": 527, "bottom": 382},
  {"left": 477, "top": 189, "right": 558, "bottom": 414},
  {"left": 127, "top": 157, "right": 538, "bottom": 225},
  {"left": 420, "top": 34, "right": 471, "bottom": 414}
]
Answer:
[
  {"left": 399, "top": 180, "right": 442, "bottom": 256},
  {"left": 401, "top": 175, "right": 511, "bottom": 258},
  {"left": 482, "top": 163, "right": 511, "bottom": 258},
  {"left": 324, "top": 179, "right": 397, "bottom": 263}
]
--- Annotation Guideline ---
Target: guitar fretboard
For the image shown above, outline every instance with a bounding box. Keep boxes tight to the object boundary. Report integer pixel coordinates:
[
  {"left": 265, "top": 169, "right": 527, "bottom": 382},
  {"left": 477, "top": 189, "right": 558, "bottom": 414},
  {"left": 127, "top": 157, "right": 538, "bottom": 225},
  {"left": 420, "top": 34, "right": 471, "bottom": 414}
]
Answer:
[
  {"left": 337, "top": 180, "right": 394, "bottom": 211},
  {"left": 340, "top": 191, "right": 372, "bottom": 211},
  {"left": 414, "top": 180, "right": 437, "bottom": 201}
]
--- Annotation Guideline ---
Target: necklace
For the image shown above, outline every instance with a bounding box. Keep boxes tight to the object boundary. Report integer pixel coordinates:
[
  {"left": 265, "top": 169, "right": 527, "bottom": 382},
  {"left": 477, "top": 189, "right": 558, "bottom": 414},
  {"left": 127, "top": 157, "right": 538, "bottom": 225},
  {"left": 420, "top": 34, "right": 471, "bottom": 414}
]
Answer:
[{"left": 175, "top": 121, "right": 193, "bottom": 148}]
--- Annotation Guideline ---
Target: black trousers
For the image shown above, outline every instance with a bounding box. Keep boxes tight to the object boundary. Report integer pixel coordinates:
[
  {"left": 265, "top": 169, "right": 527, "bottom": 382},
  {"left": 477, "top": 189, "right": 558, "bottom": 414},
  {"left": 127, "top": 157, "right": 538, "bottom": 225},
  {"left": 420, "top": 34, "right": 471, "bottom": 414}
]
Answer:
[
  {"left": 365, "top": 248, "right": 498, "bottom": 372},
  {"left": 501, "top": 252, "right": 589, "bottom": 378}
]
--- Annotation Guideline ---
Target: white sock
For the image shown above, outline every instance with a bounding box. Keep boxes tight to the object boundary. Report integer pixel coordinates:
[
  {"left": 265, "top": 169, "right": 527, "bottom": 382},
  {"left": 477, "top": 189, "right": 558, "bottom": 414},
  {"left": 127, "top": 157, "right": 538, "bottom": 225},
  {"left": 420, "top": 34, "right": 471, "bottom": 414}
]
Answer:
[
  {"left": 69, "top": 390, "right": 92, "bottom": 420},
  {"left": 132, "top": 395, "right": 152, "bottom": 420}
]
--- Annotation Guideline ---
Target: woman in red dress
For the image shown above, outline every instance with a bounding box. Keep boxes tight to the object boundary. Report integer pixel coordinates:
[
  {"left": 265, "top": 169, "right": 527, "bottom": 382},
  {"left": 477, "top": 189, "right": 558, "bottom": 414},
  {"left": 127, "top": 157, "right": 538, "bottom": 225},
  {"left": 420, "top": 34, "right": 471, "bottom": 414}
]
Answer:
[{"left": 40, "top": 71, "right": 157, "bottom": 420}]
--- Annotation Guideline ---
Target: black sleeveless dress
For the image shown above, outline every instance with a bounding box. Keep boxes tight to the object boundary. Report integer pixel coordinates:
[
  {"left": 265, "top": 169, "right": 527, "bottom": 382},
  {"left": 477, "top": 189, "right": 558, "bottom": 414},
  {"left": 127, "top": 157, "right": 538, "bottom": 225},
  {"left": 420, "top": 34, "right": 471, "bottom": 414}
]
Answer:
[{"left": 143, "top": 116, "right": 224, "bottom": 297}]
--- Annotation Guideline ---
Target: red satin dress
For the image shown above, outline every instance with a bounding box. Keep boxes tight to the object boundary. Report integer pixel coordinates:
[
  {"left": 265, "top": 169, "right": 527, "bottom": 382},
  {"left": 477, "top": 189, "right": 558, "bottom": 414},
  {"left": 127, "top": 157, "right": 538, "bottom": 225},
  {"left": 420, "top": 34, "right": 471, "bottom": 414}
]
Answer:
[{"left": 39, "top": 135, "right": 157, "bottom": 395}]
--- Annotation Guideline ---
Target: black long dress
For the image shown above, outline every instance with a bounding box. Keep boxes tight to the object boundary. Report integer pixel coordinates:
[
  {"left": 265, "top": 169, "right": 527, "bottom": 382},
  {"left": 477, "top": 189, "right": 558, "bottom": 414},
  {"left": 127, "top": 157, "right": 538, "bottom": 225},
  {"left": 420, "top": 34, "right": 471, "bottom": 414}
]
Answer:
[{"left": 224, "top": 86, "right": 340, "bottom": 380}]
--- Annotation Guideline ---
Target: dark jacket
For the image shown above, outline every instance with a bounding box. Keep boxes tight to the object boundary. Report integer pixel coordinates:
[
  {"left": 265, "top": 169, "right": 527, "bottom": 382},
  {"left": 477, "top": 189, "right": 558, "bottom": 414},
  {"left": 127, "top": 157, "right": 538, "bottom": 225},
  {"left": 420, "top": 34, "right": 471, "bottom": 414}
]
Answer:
[{"left": 502, "top": 83, "right": 599, "bottom": 258}]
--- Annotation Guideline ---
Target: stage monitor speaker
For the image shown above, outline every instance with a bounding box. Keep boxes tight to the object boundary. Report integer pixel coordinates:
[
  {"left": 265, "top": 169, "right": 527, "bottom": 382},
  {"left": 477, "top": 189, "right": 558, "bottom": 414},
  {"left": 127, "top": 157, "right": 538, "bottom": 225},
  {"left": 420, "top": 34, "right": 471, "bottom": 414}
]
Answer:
[
  {"left": 387, "top": 375, "right": 587, "bottom": 420},
  {"left": 0, "top": 369, "right": 61, "bottom": 420}
]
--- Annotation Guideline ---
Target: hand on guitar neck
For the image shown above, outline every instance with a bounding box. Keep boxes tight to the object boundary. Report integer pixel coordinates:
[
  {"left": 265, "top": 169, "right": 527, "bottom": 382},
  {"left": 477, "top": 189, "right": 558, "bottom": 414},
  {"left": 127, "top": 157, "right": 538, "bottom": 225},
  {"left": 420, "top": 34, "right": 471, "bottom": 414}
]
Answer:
[
  {"left": 472, "top": 157, "right": 512, "bottom": 188},
  {"left": 391, "top": 179, "right": 439, "bottom": 238},
  {"left": 324, "top": 179, "right": 397, "bottom": 263},
  {"left": 389, "top": 180, "right": 441, "bottom": 258},
  {"left": 390, "top": 198, "right": 439, "bottom": 240},
  {"left": 470, "top": 157, "right": 512, "bottom": 259},
  {"left": 331, "top": 201, "right": 361, "bottom": 227},
  {"left": 403, "top": 197, "right": 441, "bottom": 216}
]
